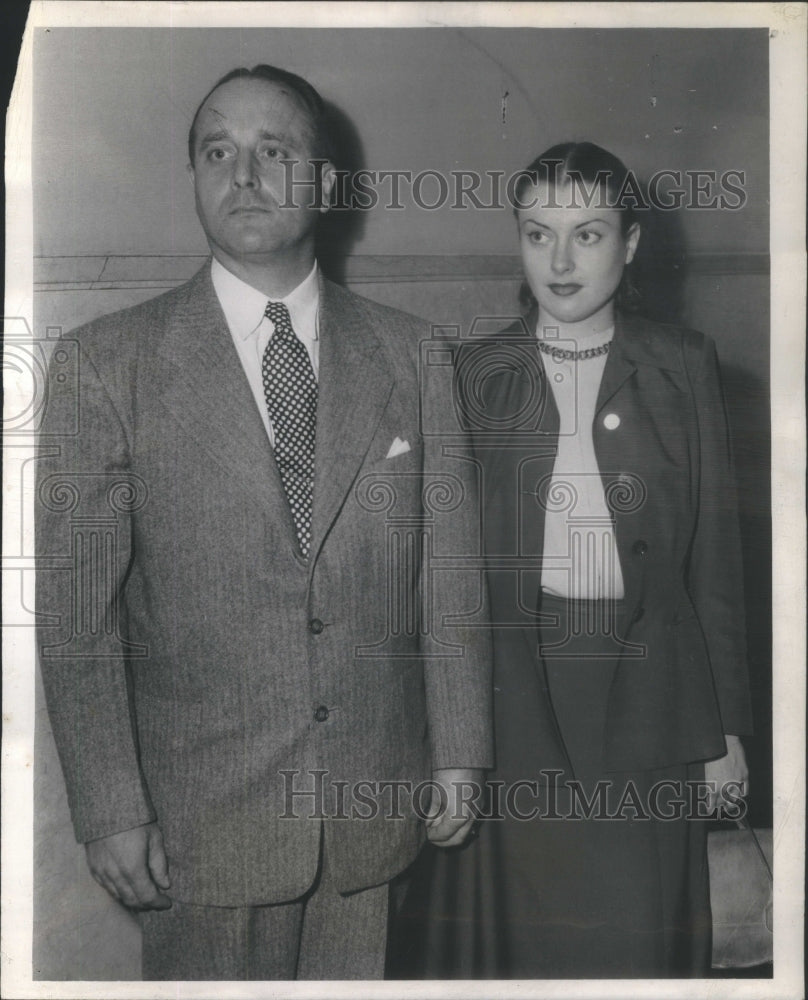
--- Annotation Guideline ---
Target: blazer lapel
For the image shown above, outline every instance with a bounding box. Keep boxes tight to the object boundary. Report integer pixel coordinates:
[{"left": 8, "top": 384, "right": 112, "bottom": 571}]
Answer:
[
  {"left": 154, "top": 265, "right": 294, "bottom": 529},
  {"left": 309, "top": 278, "right": 394, "bottom": 565},
  {"left": 593, "top": 312, "right": 685, "bottom": 624},
  {"left": 595, "top": 313, "right": 638, "bottom": 415},
  {"left": 478, "top": 311, "right": 560, "bottom": 652}
]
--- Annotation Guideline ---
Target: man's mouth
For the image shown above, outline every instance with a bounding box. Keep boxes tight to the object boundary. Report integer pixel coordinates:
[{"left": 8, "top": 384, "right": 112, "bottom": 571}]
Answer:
[
  {"left": 548, "top": 283, "right": 582, "bottom": 297},
  {"left": 229, "top": 204, "right": 271, "bottom": 215}
]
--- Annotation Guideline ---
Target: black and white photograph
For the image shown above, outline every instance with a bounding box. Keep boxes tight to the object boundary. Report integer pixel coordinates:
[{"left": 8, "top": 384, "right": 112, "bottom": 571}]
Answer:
[{"left": 2, "top": 2, "right": 805, "bottom": 997}]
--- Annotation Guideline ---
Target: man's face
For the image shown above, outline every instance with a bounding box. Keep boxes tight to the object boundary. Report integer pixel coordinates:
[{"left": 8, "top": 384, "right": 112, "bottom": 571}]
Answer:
[{"left": 189, "top": 77, "right": 334, "bottom": 267}]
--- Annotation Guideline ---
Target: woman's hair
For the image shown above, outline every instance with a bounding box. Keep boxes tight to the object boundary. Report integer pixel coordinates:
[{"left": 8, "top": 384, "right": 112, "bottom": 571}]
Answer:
[{"left": 515, "top": 141, "right": 643, "bottom": 313}]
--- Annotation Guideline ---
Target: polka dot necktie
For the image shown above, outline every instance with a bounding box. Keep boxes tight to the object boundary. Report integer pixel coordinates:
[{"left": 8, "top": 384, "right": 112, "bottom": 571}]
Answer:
[{"left": 262, "top": 301, "right": 317, "bottom": 557}]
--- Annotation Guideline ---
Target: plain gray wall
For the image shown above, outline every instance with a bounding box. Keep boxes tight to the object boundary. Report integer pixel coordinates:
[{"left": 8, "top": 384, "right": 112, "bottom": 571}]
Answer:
[
  {"left": 32, "top": 26, "right": 770, "bottom": 980},
  {"left": 34, "top": 27, "right": 768, "bottom": 257}
]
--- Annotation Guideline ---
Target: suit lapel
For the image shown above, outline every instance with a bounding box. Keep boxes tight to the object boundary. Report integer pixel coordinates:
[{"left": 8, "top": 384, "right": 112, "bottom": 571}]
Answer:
[
  {"left": 478, "top": 312, "right": 560, "bottom": 654},
  {"left": 309, "top": 278, "right": 394, "bottom": 565},
  {"left": 595, "top": 313, "right": 638, "bottom": 416},
  {"left": 154, "top": 265, "right": 295, "bottom": 531}
]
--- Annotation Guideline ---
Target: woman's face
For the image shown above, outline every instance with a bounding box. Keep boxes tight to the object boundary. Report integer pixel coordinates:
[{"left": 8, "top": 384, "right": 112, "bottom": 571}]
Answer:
[{"left": 517, "top": 181, "right": 639, "bottom": 331}]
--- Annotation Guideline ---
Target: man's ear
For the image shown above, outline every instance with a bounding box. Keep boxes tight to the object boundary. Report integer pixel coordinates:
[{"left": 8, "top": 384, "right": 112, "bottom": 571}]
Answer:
[
  {"left": 186, "top": 162, "right": 195, "bottom": 185},
  {"left": 318, "top": 162, "right": 337, "bottom": 214}
]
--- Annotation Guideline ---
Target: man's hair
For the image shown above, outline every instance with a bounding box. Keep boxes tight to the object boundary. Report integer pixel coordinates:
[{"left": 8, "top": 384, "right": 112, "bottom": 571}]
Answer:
[{"left": 188, "top": 64, "right": 334, "bottom": 165}]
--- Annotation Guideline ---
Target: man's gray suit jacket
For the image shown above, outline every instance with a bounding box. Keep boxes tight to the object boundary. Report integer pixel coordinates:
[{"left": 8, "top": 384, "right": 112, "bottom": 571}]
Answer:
[{"left": 36, "top": 263, "right": 493, "bottom": 907}]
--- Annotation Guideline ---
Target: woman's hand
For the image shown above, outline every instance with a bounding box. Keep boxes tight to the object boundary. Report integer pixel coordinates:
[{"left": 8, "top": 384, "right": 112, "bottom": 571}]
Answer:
[
  {"left": 703, "top": 734, "right": 749, "bottom": 815},
  {"left": 426, "top": 768, "right": 484, "bottom": 847}
]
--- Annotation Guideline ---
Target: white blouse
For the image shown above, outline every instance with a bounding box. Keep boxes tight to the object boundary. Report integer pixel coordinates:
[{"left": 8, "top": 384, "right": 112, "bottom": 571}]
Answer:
[{"left": 538, "top": 326, "right": 626, "bottom": 600}]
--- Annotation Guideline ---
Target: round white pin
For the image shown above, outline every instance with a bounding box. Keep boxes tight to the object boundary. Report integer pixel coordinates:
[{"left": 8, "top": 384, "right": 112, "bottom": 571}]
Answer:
[{"left": 603, "top": 413, "right": 621, "bottom": 430}]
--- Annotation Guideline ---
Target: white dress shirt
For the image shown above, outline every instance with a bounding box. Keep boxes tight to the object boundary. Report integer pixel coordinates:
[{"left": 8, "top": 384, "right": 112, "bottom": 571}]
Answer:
[
  {"left": 211, "top": 257, "right": 320, "bottom": 446},
  {"left": 539, "top": 325, "right": 626, "bottom": 600}
]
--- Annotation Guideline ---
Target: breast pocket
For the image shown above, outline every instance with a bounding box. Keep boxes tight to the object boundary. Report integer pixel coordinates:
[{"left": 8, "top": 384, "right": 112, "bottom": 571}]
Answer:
[{"left": 366, "top": 433, "right": 423, "bottom": 470}]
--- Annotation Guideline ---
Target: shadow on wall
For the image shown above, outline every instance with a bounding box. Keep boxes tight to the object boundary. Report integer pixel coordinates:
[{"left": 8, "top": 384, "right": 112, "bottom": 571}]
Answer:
[
  {"left": 720, "top": 362, "right": 772, "bottom": 831},
  {"left": 631, "top": 204, "right": 772, "bottom": 831},
  {"left": 631, "top": 203, "right": 689, "bottom": 325},
  {"left": 316, "top": 100, "right": 367, "bottom": 286}
]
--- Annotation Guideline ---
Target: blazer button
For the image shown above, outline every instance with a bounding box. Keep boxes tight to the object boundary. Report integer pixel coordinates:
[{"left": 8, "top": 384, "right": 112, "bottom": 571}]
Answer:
[
  {"left": 632, "top": 539, "right": 648, "bottom": 556},
  {"left": 314, "top": 705, "right": 329, "bottom": 723},
  {"left": 309, "top": 618, "right": 324, "bottom": 634},
  {"left": 632, "top": 606, "right": 645, "bottom": 623}
]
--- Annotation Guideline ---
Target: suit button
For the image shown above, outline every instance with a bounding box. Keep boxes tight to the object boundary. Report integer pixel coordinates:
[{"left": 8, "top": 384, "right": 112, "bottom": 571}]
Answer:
[
  {"left": 632, "top": 606, "right": 645, "bottom": 623},
  {"left": 632, "top": 539, "right": 648, "bottom": 556},
  {"left": 309, "top": 618, "right": 324, "bottom": 634},
  {"left": 314, "top": 705, "right": 329, "bottom": 722}
]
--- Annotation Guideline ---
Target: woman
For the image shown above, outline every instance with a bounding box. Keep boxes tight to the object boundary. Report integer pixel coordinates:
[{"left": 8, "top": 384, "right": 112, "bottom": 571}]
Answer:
[{"left": 389, "top": 142, "right": 752, "bottom": 979}]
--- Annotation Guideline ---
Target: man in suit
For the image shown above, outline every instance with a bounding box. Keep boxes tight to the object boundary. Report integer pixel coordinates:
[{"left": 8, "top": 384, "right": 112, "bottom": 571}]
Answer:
[{"left": 36, "top": 64, "right": 492, "bottom": 980}]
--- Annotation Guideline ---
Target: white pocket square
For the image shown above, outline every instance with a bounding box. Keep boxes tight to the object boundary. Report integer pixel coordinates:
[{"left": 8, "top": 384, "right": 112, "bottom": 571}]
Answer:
[{"left": 385, "top": 437, "right": 411, "bottom": 459}]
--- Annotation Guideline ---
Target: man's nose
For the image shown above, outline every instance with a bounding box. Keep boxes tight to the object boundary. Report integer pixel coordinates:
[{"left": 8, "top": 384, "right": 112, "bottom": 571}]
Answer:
[
  {"left": 550, "top": 238, "right": 574, "bottom": 275},
  {"left": 232, "top": 151, "right": 259, "bottom": 189}
]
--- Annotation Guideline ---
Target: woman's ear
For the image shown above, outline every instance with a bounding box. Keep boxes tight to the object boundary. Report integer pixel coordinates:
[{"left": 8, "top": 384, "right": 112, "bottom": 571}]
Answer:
[{"left": 624, "top": 222, "right": 641, "bottom": 264}]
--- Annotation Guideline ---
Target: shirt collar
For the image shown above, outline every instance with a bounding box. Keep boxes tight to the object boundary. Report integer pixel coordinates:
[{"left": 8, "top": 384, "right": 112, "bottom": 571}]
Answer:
[{"left": 211, "top": 257, "right": 320, "bottom": 343}]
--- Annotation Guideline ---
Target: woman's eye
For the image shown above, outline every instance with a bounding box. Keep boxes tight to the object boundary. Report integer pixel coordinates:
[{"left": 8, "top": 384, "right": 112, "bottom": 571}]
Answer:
[
  {"left": 527, "top": 230, "right": 550, "bottom": 245},
  {"left": 577, "top": 230, "right": 602, "bottom": 245}
]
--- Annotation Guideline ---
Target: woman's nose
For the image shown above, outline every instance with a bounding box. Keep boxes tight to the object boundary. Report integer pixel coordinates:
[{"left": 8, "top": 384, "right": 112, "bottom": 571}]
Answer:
[{"left": 551, "top": 238, "right": 574, "bottom": 275}]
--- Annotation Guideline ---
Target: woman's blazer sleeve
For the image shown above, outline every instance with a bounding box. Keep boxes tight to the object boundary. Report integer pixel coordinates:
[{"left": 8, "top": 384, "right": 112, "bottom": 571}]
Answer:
[{"left": 685, "top": 333, "right": 754, "bottom": 737}]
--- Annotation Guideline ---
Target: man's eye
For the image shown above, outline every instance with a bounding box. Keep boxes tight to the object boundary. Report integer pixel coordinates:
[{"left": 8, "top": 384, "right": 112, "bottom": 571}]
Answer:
[
  {"left": 207, "top": 148, "right": 232, "bottom": 162},
  {"left": 259, "top": 147, "right": 281, "bottom": 159}
]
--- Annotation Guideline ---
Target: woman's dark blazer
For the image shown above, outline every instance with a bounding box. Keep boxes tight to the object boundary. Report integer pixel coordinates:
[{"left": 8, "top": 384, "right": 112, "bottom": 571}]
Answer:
[{"left": 459, "top": 309, "right": 753, "bottom": 777}]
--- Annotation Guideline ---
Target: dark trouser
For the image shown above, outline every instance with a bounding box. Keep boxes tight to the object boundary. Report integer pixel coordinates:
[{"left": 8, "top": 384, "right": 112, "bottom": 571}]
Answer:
[{"left": 141, "top": 832, "right": 389, "bottom": 980}]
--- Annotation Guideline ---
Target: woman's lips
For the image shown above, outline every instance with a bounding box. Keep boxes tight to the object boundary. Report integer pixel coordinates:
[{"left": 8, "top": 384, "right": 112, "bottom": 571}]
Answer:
[{"left": 548, "top": 283, "right": 582, "bottom": 297}]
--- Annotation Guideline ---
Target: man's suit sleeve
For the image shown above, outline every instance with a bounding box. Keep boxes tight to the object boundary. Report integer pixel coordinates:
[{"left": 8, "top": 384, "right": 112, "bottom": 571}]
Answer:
[
  {"left": 36, "top": 335, "right": 156, "bottom": 843},
  {"left": 686, "top": 334, "right": 754, "bottom": 737},
  {"left": 419, "top": 337, "right": 494, "bottom": 770}
]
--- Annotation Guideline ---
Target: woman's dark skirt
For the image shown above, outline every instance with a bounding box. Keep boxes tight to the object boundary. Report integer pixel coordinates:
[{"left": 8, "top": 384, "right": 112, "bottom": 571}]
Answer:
[{"left": 388, "top": 595, "right": 712, "bottom": 979}]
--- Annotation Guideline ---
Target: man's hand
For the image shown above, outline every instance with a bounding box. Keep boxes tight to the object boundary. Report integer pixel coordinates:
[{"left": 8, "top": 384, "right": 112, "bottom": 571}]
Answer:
[
  {"left": 426, "top": 768, "right": 484, "bottom": 848},
  {"left": 85, "top": 821, "right": 172, "bottom": 910},
  {"left": 704, "top": 734, "right": 749, "bottom": 813}
]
